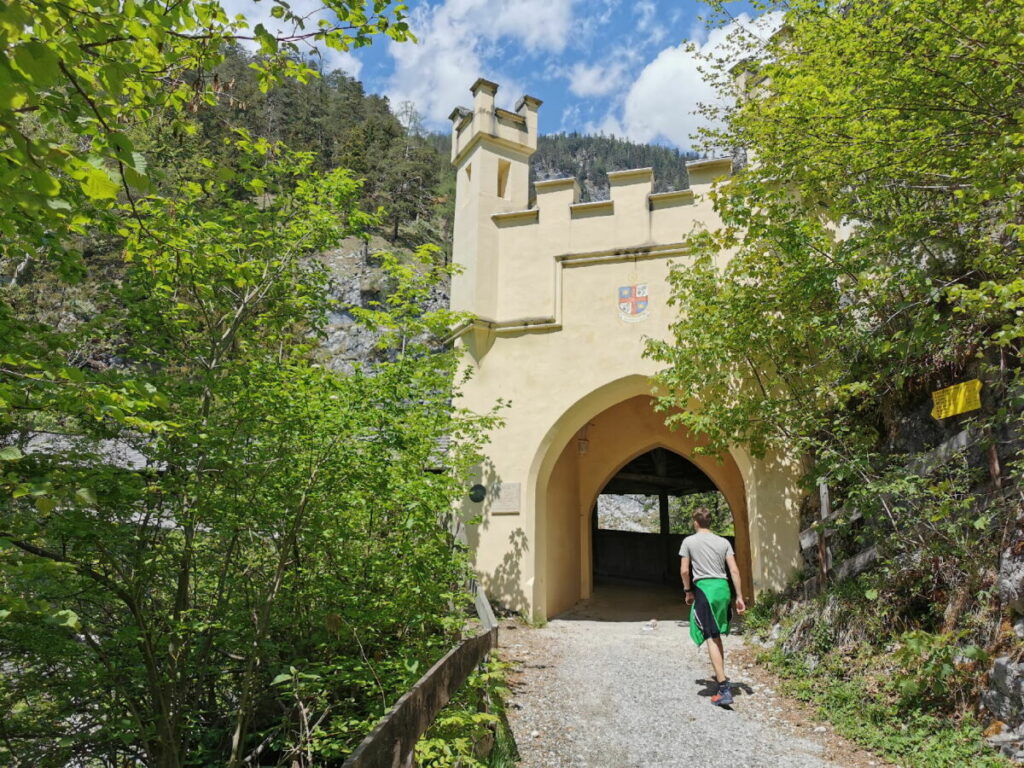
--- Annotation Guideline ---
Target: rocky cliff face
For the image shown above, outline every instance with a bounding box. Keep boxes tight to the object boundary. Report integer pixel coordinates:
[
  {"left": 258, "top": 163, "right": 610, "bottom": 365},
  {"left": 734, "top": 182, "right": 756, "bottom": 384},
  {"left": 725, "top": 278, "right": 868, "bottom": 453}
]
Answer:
[
  {"left": 1000, "top": 513, "right": 1024, "bottom": 620},
  {"left": 596, "top": 494, "right": 661, "bottom": 533},
  {"left": 985, "top": 496, "right": 1024, "bottom": 760},
  {"left": 318, "top": 236, "right": 450, "bottom": 370}
]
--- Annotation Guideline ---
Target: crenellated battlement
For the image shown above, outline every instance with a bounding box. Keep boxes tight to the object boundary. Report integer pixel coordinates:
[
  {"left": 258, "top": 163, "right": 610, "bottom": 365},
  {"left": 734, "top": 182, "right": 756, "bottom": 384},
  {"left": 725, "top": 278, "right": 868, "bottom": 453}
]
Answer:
[
  {"left": 491, "top": 159, "right": 733, "bottom": 234},
  {"left": 449, "top": 78, "right": 732, "bottom": 331},
  {"left": 487, "top": 157, "right": 730, "bottom": 263},
  {"left": 448, "top": 78, "right": 540, "bottom": 166}
]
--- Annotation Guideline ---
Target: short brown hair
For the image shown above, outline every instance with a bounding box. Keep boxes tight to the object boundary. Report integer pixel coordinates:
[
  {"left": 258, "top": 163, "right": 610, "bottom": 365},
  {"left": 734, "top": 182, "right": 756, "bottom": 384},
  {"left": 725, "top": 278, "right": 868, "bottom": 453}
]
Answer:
[{"left": 692, "top": 507, "right": 712, "bottom": 528}]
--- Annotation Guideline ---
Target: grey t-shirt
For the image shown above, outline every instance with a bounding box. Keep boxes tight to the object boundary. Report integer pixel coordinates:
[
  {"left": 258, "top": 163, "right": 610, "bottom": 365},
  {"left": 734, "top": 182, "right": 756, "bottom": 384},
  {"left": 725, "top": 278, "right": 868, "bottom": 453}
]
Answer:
[{"left": 679, "top": 531, "right": 734, "bottom": 581}]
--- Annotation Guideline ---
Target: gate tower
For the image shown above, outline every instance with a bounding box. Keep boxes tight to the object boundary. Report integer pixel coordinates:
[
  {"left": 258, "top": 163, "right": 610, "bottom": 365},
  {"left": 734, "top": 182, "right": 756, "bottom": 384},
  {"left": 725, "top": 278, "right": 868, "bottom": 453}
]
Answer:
[{"left": 449, "top": 79, "right": 804, "bottom": 620}]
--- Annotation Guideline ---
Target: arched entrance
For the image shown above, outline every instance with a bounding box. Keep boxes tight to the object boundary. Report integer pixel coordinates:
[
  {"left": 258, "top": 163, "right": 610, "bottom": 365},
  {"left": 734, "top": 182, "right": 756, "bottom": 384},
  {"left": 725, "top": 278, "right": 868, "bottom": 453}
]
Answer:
[
  {"left": 537, "top": 392, "right": 754, "bottom": 618},
  {"left": 592, "top": 447, "right": 733, "bottom": 587}
]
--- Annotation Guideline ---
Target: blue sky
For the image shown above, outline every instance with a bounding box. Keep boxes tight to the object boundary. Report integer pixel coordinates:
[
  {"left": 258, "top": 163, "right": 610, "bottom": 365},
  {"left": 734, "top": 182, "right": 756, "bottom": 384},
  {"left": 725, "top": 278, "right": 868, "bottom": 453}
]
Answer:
[{"left": 226, "top": 0, "right": 772, "bottom": 149}]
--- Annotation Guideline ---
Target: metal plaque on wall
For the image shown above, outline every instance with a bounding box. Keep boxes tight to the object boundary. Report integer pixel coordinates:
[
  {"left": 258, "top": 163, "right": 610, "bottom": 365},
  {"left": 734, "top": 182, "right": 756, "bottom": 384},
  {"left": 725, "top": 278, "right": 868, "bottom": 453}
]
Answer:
[{"left": 491, "top": 482, "right": 521, "bottom": 515}]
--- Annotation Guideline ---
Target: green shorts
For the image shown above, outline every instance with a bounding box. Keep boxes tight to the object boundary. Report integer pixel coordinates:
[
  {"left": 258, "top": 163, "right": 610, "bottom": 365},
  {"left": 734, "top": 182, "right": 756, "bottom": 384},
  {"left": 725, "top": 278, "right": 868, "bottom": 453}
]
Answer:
[{"left": 689, "top": 578, "right": 732, "bottom": 646}]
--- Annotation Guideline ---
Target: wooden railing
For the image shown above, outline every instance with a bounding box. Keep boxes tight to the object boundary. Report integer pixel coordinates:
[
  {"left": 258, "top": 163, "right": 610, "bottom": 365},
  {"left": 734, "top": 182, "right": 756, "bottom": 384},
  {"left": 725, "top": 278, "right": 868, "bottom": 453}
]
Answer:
[
  {"left": 798, "top": 428, "right": 981, "bottom": 599},
  {"left": 341, "top": 583, "right": 499, "bottom": 768}
]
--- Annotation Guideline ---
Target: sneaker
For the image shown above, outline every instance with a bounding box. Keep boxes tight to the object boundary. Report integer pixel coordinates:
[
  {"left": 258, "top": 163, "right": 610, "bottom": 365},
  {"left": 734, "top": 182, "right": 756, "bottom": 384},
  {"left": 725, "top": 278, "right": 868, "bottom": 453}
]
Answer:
[{"left": 711, "top": 683, "right": 733, "bottom": 707}]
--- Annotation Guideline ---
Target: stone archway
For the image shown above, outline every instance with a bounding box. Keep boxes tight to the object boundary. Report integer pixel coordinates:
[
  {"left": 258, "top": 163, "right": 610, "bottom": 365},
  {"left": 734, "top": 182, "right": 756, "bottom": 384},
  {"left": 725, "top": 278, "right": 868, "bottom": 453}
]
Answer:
[{"left": 537, "top": 392, "right": 754, "bottom": 618}]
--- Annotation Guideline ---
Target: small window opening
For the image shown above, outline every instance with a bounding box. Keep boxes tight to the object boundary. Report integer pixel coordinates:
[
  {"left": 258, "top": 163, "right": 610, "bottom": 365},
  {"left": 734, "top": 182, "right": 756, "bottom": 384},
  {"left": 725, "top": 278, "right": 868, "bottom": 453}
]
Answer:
[{"left": 497, "top": 159, "right": 511, "bottom": 199}]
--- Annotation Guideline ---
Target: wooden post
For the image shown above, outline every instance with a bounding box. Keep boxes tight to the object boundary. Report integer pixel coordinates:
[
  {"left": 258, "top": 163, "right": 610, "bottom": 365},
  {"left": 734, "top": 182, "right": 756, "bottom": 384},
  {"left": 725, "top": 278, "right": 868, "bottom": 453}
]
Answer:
[
  {"left": 817, "top": 482, "right": 831, "bottom": 582},
  {"left": 988, "top": 443, "right": 1003, "bottom": 490},
  {"left": 988, "top": 357, "right": 1002, "bottom": 491},
  {"left": 659, "top": 492, "right": 671, "bottom": 583}
]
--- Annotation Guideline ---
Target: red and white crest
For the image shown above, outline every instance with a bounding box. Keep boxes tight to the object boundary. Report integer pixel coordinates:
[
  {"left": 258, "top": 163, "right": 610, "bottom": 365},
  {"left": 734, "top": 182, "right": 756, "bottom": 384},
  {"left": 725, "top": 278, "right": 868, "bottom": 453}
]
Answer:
[{"left": 618, "top": 284, "right": 649, "bottom": 322}]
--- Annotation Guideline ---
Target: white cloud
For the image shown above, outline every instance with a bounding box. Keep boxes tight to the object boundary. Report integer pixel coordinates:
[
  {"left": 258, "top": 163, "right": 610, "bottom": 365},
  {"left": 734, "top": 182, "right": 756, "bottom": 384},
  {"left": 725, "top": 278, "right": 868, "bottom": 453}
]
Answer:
[
  {"left": 589, "top": 112, "right": 625, "bottom": 138},
  {"left": 218, "top": 0, "right": 363, "bottom": 76},
  {"left": 572, "top": 0, "right": 620, "bottom": 49},
  {"left": 312, "top": 47, "right": 362, "bottom": 78},
  {"left": 558, "top": 103, "right": 584, "bottom": 133},
  {"left": 637, "top": 1, "right": 656, "bottom": 31},
  {"left": 634, "top": 1, "right": 667, "bottom": 46},
  {"left": 567, "top": 62, "right": 628, "bottom": 98},
  {"left": 596, "top": 12, "right": 781, "bottom": 149},
  {"left": 491, "top": 0, "right": 575, "bottom": 51},
  {"left": 385, "top": 0, "right": 575, "bottom": 125}
]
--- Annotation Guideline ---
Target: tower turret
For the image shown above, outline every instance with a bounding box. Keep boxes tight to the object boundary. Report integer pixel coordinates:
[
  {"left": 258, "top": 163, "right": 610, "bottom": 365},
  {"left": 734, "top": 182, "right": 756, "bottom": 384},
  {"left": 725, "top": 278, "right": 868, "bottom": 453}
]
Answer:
[{"left": 449, "top": 79, "right": 540, "bottom": 320}]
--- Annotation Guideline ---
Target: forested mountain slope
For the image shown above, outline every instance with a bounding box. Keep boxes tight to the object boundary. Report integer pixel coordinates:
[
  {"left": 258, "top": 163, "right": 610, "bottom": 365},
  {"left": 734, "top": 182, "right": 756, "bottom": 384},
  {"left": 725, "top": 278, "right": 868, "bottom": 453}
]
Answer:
[
  {"left": 426, "top": 131, "right": 702, "bottom": 203},
  {"left": 531, "top": 132, "right": 701, "bottom": 200}
]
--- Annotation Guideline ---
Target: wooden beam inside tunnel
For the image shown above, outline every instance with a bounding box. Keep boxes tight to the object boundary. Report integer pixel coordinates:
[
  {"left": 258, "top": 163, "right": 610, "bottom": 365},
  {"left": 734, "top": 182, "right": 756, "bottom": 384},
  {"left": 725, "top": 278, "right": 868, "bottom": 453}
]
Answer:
[{"left": 603, "top": 471, "right": 717, "bottom": 494}]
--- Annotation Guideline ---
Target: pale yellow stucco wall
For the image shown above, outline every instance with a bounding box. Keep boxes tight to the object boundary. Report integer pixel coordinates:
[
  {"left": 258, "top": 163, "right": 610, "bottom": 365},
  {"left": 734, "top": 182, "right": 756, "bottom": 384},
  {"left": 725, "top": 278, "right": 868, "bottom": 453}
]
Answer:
[
  {"left": 451, "top": 80, "right": 804, "bottom": 620},
  {"left": 544, "top": 435, "right": 582, "bottom": 619}
]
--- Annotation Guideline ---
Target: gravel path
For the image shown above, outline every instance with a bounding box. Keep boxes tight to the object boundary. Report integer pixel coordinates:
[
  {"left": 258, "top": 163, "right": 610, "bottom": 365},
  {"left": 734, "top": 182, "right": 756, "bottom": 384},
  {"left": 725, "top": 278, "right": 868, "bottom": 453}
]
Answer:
[{"left": 502, "top": 585, "right": 887, "bottom": 768}]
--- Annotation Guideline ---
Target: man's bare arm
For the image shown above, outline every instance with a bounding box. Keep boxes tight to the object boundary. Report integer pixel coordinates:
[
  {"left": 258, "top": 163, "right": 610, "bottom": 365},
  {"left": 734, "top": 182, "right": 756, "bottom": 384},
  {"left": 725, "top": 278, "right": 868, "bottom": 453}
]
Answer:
[
  {"left": 725, "top": 553, "right": 746, "bottom": 614},
  {"left": 681, "top": 556, "right": 694, "bottom": 603}
]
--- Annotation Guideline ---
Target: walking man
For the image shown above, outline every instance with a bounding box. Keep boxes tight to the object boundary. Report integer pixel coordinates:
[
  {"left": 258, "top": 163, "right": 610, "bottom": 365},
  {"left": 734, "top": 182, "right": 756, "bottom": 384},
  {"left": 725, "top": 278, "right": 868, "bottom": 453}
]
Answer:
[{"left": 680, "top": 506, "right": 746, "bottom": 706}]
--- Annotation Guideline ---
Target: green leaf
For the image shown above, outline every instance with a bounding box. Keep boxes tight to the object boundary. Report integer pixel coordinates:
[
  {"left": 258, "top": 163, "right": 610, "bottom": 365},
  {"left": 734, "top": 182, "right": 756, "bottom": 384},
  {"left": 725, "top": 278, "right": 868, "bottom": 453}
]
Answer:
[
  {"left": 271, "top": 673, "right": 292, "bottom": 686},
  {"left": 129, "top": 151, "right": 147, "bottom": 173},
  {"left": 49, "top": 609, "right": 82, "bottom": 632},
  {"left": 253, "top": 23, "right": 279, "bottom": 54},
  {"left": 12, "top": 41, "right": 61, "bottom": 86},
  {"left": 75, "top": 488, "right": 98, "bottom": 506},
  {"left": 62, "top": 366, "right": 86, "bottom": 383},
  {"left": 864, "top": 589, "right": 879, "bottom": 601},
  {"left": 123, "top": 165, "right": 151, "bottom": 193},
  {"left": 963, "top": 645, "right": 988, "bottom": 662},
  {"left": 0, "top": 446, "right": 23, "bottom": 461},
  {"left": 30, "top": 171, "right": 61, "bottom": 197},
  {"left": 35, "top": 497, "right": 56, "bottom": 514},
  {"left": 80, "top": 165, "right": 120, "bottom": 200},
  {"left": 0, "top": 83, "right": 29, "bottom": 110}
]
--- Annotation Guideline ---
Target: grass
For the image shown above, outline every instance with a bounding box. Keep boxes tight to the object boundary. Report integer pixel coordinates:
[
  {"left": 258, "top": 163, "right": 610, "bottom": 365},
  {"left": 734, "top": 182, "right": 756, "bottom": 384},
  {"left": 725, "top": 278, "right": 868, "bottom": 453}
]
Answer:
[
  {"left": 486, "top": 707, "right": 520, "bottom": 768},
  {"left": 760, "top": 646, "right": 1010, "bottom": 767}
]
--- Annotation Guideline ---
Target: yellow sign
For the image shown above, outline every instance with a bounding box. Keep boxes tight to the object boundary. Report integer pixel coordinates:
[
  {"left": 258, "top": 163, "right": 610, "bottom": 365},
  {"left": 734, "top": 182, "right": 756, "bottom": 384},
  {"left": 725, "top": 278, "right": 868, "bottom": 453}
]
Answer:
[{"left": 931, "top": 379, "right": 983, "bottom": 420}]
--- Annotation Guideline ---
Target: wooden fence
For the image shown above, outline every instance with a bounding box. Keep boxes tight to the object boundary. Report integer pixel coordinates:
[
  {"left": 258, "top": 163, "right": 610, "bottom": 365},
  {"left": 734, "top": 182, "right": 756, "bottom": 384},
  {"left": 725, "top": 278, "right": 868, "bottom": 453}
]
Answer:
[
  {"left": 341, "top": 583, "right": 499, "bottom": 768},
  {"left": 797, "top": 428, "right": 984, "bottom": 599}
]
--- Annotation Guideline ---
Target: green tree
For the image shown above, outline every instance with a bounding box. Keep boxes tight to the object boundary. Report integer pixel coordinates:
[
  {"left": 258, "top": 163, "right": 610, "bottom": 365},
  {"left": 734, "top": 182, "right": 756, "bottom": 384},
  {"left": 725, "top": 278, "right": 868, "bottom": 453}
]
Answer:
[
  {"left": 1, "top": 137, "right": 495, "bottom": 766},
  {"left": 379, "top": 134, "right": 443, "bottom": 240},
  {"left": 645, "top": 0, "right": 1024, "bottom": 667},
  {"left": 0, "top": 3, "right": 501, "bottom": 766},
  {"left": 645, "top": 5, "right": 1024, "bottom": 745},
  {"left": 648, "top": 0, "right": 1023, "bottom": 488},
  {"left": 1, "top": 0, "right": 412, "bottom": 506}
]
